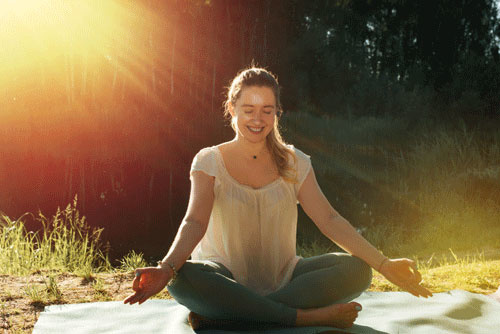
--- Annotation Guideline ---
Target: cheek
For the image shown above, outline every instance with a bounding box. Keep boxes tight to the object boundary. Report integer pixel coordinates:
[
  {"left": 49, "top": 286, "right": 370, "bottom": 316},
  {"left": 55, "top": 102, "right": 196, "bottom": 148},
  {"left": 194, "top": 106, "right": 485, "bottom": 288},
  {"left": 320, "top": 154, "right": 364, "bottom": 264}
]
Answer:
[
  {"left": 265, "top": 114, "right": 276, "bottom": 127},
  {"left": 234, "top": 115, "right": 251, "bottom": 128}
]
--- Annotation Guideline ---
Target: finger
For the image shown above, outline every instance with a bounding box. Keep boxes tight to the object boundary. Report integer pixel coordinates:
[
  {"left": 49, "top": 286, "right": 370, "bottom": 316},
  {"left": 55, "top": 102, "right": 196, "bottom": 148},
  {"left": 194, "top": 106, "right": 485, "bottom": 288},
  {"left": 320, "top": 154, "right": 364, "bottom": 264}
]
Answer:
[
  {"left": 138, "top": 292, "right": 151, "bottom": 305},
  {"left": 405, "top": 259, "right": 422, "bottom": 283},
  {"left": 405, "top": 285, "right": 420, "bottom": 297},
  {"left": 132, "top": 270, "right": 142, "bottom": 291},
  {"left": 130, "top": 291, "right": 146, "bottom": 305},
  {"left": 400, "top": 279, "right": 420, "bottom": 297},
  {"left": 417, "top": 284, "right": 433, "bottom": 298},
  {"left": 123, "top": 292, "right": 139, "bottom": 304},
  {"left": 123, "top": 294, "right": 133, "bottom": 304},
  {"left": 408, "top": 282, "right": 432, "bottom": 298}
]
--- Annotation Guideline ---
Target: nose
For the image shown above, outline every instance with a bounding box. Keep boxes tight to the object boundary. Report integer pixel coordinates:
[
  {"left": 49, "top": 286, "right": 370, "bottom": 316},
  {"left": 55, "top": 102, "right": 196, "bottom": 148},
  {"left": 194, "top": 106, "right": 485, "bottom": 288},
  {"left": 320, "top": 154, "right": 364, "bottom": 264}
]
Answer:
[{"left": 251, "top": 110, "right": 264, "bottom": 122}]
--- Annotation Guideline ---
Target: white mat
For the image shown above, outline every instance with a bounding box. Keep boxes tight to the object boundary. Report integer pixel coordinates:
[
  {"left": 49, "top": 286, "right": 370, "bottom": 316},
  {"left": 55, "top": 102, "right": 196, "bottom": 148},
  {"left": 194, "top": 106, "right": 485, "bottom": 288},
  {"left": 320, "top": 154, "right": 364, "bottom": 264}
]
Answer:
[{"left": 33, "top": 290, "right": 500, "bottom": 333}]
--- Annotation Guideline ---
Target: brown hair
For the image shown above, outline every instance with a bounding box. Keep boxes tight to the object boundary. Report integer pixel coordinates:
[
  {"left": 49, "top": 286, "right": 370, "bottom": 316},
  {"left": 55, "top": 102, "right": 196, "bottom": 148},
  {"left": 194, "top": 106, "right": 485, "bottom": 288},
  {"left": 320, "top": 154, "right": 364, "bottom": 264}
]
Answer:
[{"left": 223, "top": 67, "right": 297, "bottom": 183}]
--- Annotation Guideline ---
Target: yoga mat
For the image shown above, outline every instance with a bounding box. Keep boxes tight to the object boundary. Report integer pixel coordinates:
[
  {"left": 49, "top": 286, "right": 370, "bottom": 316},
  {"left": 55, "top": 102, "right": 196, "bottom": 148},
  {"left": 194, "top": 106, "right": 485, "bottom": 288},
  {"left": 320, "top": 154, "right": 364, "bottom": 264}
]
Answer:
[{"left": 33, "top": 290, "right": 500, "bottom": 334}]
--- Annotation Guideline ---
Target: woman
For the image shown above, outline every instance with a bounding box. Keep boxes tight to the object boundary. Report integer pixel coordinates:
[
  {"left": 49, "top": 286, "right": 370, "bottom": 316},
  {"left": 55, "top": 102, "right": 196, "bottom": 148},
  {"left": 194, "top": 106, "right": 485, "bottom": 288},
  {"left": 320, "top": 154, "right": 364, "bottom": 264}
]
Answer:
[{"left": 123, "top": 67, "right": 432, "bottom": 330}]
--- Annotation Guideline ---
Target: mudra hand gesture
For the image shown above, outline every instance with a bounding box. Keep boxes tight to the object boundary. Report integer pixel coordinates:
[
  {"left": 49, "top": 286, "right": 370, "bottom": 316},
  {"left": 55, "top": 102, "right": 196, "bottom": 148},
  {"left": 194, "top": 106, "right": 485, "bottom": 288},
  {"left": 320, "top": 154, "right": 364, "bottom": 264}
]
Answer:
[
  {"left": 123, "top": 266, "right": 171, "bottom": 305},
  {"left": 379, "top": 258, "right": 432, "bottom": 298}
]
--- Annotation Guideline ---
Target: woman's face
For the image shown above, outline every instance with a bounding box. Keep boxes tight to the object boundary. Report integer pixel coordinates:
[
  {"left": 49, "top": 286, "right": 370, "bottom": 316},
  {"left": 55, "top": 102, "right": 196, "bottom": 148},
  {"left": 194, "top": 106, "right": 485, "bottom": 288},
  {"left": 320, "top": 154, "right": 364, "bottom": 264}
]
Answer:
[{"left": 230, "top": 85, "right": 277, "bottom": 144}]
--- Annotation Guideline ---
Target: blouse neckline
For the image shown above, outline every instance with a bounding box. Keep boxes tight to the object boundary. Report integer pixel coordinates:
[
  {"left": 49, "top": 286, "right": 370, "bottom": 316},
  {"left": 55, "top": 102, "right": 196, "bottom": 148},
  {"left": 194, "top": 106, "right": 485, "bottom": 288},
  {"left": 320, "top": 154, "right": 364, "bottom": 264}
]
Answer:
[{"left": 214, "top": 146, "right": 283, "bottom": 191}]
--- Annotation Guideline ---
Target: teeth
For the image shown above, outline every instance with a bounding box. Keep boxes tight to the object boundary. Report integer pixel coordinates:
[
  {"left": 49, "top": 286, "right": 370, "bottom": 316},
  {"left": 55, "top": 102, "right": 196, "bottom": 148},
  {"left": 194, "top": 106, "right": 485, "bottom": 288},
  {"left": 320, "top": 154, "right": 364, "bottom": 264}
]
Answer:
[{"left": 249, "top": 127, "right": 263, "bottom": 132}]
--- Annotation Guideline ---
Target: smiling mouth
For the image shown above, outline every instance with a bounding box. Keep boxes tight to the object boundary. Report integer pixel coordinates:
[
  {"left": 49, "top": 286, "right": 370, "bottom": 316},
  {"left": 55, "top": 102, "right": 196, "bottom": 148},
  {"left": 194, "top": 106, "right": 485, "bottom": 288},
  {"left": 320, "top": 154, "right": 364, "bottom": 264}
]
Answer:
[{"left": 248, "top": 126, "right": 264, "bottom": 133}]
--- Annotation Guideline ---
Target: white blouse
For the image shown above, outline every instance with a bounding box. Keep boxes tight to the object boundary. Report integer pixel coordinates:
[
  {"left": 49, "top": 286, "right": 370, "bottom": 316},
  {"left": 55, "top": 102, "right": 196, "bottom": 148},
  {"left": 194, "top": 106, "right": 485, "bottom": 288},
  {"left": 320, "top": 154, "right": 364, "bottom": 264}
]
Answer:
[{"left": 190, "top": 144, "right": 312, "bottom": 296}]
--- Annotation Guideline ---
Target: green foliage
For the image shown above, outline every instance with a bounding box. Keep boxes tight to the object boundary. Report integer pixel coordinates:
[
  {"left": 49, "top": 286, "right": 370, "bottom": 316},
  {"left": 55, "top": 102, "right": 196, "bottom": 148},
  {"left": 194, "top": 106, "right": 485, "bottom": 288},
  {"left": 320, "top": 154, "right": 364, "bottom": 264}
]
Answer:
[
  {"left": 0, "top": 197, "right": 111, "bottom": 276},
  {"left": 283, "top": 0, "right": 500, "bottom": 117},
  {"left": 118, "top": 250, "right": 149, "bottom": 272},
  {"left": 292, "top": 113, "right": 500, "bottom": 258},
  {"left": 44, "top": 275, "right": 62, "bottom": 301},
  {"left": 23, "top": 283, "right": 46, "bottom": 305}
]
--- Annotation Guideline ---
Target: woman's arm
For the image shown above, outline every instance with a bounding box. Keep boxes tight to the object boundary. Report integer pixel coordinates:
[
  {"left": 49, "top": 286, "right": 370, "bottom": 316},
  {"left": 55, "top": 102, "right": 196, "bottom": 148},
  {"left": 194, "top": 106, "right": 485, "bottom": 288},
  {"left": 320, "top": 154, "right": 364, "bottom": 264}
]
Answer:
[
  {"left": 159, "top": 170, "right": 215, "bottom": 271},
  {"left": 298, "top": 167, "right": 432, "bottom": 298},
  {"left": 123, "top": 171, "right": 214, "bottom": 305}
]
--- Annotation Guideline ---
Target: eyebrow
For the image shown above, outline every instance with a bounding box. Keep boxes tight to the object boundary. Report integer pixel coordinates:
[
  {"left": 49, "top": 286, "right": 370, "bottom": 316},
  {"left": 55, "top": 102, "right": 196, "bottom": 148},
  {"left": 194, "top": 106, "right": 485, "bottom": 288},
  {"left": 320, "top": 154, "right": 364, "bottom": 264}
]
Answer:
[{"left": 241, "top": 104, "right": 275, "bottom": 108}]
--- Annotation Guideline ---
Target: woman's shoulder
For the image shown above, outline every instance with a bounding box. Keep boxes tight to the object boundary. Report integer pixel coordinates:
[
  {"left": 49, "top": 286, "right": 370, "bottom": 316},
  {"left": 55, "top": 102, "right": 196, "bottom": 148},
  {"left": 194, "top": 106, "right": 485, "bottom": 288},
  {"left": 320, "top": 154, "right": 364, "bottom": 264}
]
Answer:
[
  {"left": 191, "top": 145, "right": 221, "bottom": 177},
  {"left": 194, "top": 144, "right": 221, "bottom": 158},
  {"left": 284, "top": 144, "right": 312, "bottom": 190},
  {"left": 214, "top": 141, "right": 235, "bottom": 154},
  {"left": 285, "top": 144, "right": 311, "bottom": 163}
]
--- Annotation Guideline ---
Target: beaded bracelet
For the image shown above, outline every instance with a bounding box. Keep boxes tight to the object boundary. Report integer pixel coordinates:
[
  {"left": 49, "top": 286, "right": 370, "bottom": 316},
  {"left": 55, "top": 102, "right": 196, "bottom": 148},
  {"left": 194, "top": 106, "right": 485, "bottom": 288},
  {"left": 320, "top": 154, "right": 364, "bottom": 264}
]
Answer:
[
  {"left": 158, "top": 260, "right": 178, "bottom": 286},
  {"left": 377, "top": 257, "right": 389, "bottom": 272}
]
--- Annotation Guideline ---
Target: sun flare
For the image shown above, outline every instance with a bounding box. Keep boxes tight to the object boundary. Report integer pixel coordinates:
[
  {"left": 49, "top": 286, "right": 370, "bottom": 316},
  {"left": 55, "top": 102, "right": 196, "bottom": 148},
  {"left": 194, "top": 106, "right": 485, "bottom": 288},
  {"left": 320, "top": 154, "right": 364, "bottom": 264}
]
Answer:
[{"left": 0, "top": 0, "right": 131, "bottom": 80}]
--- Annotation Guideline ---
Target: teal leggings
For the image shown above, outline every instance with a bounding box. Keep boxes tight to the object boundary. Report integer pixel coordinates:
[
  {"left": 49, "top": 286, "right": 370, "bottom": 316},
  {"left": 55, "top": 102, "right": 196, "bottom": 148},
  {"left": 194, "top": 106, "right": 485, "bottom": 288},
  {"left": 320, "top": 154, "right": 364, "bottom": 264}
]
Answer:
[{"left": 167, "top": 253, "right": 372, "bottom": 327}]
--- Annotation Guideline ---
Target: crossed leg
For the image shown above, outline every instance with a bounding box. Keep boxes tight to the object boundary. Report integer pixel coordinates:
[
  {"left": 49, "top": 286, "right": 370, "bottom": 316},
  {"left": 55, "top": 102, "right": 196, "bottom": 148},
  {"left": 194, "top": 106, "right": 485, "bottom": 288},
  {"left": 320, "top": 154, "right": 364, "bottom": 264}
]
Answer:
[{"left": 167, "top": 253, "right": 372, "bottom": 328}]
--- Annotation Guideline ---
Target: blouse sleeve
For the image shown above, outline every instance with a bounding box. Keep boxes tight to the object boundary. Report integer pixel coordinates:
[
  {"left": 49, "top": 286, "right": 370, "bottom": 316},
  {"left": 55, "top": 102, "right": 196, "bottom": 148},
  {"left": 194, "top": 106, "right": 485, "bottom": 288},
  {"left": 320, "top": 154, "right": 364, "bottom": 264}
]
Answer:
[
  {"left": 190, "top": 147, "right": 218, "bottom": 179},
  {"left": 292, "top": 146, "right": 312, "bottom": 195}
]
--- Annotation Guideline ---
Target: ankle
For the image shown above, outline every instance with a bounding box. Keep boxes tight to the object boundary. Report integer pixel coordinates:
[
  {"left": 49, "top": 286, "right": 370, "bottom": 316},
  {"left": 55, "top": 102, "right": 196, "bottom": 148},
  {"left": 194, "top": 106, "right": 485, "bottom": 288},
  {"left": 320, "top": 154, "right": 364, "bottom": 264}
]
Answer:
[{"left": 295, "top": 308, "right": 318, "bottom": 327}]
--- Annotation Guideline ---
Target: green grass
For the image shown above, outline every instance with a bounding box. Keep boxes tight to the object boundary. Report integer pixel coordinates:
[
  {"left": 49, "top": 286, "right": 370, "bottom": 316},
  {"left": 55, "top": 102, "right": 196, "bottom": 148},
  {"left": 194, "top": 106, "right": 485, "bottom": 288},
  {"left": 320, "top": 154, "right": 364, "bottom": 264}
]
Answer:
[
  {"left": 0, "top": 114, "right": 499, "bottom": 334},
  {"left": 297, "top": 240, "right": 500, "bottom": 294},
  {"left": 0, "top": 121, "right": 499, "bottom": 334},
  {"left": 0, "top": 196, "right": 112, "bottom": 276},
  {"left": 285, "top": 113, "right": 500, "bottom": 258},
  {"left": 118, "top": 250, "right": 149, "bottom": 272}
]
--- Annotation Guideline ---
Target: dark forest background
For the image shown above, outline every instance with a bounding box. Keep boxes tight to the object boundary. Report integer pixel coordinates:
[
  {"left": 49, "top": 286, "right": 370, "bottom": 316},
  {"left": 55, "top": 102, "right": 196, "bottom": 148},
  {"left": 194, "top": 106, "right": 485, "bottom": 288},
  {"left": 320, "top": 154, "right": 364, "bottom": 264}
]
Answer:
[{"left": 1, "top": 0, "right": 499, "bottom": 263}]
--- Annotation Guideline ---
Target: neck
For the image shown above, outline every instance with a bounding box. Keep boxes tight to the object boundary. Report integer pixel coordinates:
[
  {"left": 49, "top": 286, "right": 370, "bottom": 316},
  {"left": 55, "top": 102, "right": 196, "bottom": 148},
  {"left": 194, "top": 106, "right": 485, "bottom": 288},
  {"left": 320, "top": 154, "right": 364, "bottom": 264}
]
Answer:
[{"left": 232, "top": 136, "right": 268, "bottom": 158}]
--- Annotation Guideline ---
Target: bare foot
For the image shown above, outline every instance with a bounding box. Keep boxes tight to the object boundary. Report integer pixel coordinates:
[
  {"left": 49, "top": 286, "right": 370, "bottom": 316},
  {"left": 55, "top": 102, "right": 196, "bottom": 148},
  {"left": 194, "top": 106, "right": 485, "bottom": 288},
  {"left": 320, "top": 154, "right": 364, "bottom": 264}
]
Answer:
[
  {"left": 296, "top": 302, "right": 362, "bottom": 329},
  {"left": 188, "top": 311, "right": 202, "bottom": 330}
]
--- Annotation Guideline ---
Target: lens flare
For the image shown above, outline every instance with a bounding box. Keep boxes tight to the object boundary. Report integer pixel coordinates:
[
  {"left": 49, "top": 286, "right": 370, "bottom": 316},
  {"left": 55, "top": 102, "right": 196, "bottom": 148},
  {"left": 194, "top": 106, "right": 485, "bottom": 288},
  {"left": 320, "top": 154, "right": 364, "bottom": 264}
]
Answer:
[{"left": 0, "top": 1, "right": 130, "bottom": 85}]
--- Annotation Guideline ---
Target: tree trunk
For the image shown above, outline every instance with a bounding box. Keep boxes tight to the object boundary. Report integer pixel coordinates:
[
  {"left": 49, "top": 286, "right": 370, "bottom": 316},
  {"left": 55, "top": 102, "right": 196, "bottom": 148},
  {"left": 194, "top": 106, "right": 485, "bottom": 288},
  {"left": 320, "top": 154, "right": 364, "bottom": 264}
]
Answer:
[
  {"left": 68, "top": 157, "right": 73, "bottom": 204},
  {"left": 240, "top": 2, "right": 246, "bottom": 66},
  {"left": 170, "top": 13, "right": 178, "bottom": 96},
  {"left": 263, "top": 0, "right": 271, "bottom": 63},
  {"left": 80, "top": 161, "right": 86, "bottom": 212},
  {"left": 189, "top": 23, "right": 196, "bottom": 97},
  {"left": 148, "top": 171, "right": 155, "bottom": 225},
  {"left": 169, "top": 168, "right": 173, "bottom": 229}
]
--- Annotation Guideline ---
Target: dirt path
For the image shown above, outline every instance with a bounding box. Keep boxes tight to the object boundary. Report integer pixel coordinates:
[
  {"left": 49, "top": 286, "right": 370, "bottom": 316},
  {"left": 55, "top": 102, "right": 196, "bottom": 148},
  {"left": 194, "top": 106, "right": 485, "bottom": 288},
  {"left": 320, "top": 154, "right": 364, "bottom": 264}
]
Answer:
[
  {"left": 0, "top": 270, "right": 171, "bottom": 333},
  {"left": 1, "top": 268, "right": 498, "bottom": 333}
]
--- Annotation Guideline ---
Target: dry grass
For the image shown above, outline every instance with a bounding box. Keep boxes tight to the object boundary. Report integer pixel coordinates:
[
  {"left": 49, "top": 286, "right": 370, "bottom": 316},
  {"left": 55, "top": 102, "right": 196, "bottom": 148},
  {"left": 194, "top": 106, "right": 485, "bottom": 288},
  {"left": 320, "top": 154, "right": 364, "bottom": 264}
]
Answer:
[
  {"left": 0, "top": 258, "right": 498, "bottom": 333},
  {"left": 0, "top": 270, "right": 172, "bottom": 333},
  {"left": 371, "top": 259, "right": 500, "bottom": 294}
]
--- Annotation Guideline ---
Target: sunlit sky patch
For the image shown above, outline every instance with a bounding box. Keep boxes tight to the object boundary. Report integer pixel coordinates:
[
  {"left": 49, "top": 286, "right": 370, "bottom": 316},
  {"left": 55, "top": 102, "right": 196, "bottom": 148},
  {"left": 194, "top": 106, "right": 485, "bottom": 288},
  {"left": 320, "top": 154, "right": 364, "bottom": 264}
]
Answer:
[{"left": 0, "top": 1, "right": 143, "bottom": 84}]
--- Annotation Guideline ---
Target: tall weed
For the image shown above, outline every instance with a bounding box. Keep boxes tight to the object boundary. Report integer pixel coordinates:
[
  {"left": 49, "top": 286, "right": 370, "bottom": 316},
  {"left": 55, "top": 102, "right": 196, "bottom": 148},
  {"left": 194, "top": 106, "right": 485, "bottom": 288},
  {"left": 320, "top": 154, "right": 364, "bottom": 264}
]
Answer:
[{"left": 0, "top": 196, "right": 111, "bottom": 275}]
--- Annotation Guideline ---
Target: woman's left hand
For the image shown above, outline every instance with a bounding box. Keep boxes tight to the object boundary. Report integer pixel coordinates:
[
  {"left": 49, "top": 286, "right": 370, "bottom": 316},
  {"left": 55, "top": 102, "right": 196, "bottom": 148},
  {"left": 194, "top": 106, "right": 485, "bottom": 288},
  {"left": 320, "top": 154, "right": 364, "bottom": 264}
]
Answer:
[{"left": 379, "top": 258, "right": 433, "bottom": 298}]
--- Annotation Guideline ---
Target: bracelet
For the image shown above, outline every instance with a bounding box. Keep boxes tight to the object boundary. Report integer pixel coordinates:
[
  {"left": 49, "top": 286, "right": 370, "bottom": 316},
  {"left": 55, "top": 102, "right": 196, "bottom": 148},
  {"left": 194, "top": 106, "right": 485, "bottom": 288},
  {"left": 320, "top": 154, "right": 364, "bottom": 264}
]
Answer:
[
  {"left": 377, "top": 257, "right": 389, "bottom": 272},
  {"left": 158, "top": 260, "right": 178, "bottom": 286}
]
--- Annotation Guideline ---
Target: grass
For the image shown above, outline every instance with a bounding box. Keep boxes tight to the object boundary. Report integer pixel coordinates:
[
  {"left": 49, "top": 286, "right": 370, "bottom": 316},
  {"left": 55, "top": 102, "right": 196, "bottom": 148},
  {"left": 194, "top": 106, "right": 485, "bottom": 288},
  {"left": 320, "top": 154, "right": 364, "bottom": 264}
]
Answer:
[
  {"left": 0, "top": 196, "right": 112, "bottom": 276},
  {"left": 284, "top": 113, "right": 500, "bottom": 258},
  {"left": 1, "top": 114, "right": 500, "bottom": 332},
  {"left": 0, "top": 204, "right": 498, "bottom": 333},
  {"left": 297, "top": 240, "right": 500, "bottom": 294}
]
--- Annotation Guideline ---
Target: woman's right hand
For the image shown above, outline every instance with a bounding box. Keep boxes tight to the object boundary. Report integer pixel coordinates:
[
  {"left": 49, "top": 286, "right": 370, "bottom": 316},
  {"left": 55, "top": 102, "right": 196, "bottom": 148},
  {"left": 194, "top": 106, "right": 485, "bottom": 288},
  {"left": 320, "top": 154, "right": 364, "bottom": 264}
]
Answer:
[
  {"left": 123, "top": 266, "right": 172, "bottom": 305},
  {"left": 379, "top": 258, "right": 432, "bottom": 298}
]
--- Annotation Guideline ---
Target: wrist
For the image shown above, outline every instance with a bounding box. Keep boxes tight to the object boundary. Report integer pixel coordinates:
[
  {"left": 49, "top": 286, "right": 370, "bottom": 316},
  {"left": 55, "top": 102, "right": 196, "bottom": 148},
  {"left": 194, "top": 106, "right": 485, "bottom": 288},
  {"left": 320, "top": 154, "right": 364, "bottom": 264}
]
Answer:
[
  {"left": 157, "top": 260, "right": 178, "bottom": 286},
  {"left": 377, "top": 257, "right": 389, "bottom": 272}
]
